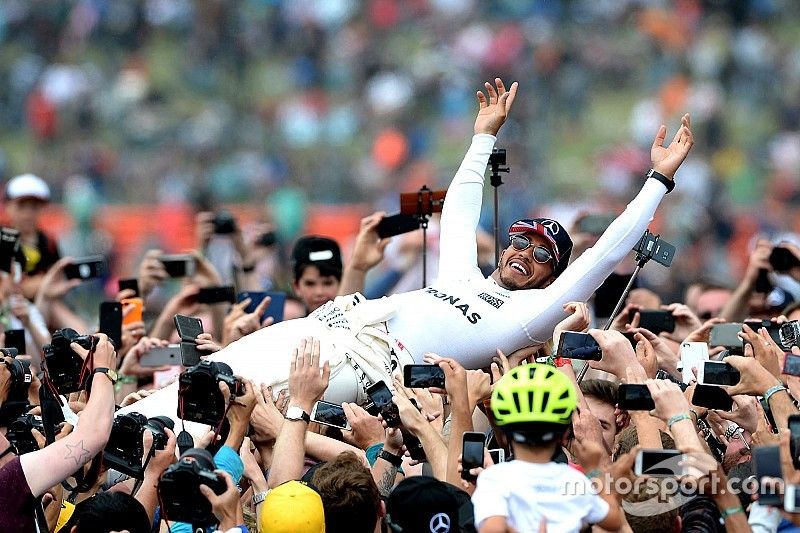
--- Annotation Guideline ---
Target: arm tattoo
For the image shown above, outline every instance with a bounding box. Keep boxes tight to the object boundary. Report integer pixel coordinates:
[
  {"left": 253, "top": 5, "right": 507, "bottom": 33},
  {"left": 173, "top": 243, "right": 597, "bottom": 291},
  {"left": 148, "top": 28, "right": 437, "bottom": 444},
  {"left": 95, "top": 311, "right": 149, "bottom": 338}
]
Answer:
[
  {"left": 64, "top": 441, "right": 91, "bottom": 467},
  {"left": 377, "top": 466, "right": 398, "bottom": 497}
]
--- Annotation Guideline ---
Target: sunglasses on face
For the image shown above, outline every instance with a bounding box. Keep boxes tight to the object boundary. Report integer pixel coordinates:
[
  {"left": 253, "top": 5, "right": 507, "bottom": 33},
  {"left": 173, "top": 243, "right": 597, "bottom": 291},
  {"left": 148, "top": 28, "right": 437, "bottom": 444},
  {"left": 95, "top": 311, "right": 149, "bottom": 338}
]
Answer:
[{"left": 509, "top": 235, "right": 554, "bottom": 265}]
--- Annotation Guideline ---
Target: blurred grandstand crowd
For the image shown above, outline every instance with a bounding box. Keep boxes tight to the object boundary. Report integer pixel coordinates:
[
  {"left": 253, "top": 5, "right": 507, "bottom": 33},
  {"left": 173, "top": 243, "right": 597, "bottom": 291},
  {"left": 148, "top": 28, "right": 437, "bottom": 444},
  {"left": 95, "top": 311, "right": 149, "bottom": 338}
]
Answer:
[{"left": 1, "top": 0, "right": 800, "bottom": 300}]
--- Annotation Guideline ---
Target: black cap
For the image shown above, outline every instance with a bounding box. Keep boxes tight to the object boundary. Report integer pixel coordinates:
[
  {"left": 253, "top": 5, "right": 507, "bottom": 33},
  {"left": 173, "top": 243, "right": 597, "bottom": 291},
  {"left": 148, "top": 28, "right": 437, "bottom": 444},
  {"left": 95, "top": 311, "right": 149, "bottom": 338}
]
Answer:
[
  {"left": 386, "top": 477, "right": 463, "bottom": 533},
  {"left": 291, "top": 236, "right": 343, "bottom": 279},
  {"left": 508, "top": 218, "right": 573, "bottom": 277}
]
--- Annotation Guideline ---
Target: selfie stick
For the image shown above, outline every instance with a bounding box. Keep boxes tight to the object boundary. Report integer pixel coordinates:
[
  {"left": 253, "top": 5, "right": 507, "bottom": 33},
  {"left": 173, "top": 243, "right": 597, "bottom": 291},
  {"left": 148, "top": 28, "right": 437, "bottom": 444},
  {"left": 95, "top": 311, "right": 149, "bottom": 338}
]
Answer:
[
  {"left": 488, "top": 148, "right": 509, "bottom": 266},
  {"left": 416, "top": 186, "right": 433, "bottom": 287},
  {"left": 576, "top": 231, "right": 674, "bottom": 383}
]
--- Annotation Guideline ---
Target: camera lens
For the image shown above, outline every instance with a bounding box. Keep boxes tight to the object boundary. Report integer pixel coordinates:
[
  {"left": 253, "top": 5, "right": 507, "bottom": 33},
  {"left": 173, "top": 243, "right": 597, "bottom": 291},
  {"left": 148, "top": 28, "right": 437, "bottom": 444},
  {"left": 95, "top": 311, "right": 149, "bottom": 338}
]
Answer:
[
  {"left": 180, "top": 448, "right": 215, "bottom": 471},
  {"left": 213, "top": 362, "right": 234, "bottom": 376}
]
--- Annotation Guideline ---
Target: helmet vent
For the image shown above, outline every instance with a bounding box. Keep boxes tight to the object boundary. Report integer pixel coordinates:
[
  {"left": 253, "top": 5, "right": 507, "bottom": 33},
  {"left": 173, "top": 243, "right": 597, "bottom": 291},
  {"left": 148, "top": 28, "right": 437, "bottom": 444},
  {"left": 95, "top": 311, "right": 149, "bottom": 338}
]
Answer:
[
  {"left": 559, "top": 389, "right": 570, "bottom": 400},
  {"left": 540, "top": 391, "right": 550, "bottom": 411},
  {"left": 512, "top": 391, "right": 522, "bottom": 414}
]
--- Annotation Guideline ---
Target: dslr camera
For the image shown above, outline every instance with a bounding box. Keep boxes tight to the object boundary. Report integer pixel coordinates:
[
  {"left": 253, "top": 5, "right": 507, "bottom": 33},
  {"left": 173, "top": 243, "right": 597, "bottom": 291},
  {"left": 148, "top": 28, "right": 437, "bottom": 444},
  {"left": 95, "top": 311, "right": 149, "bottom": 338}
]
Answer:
[
  {"left": 43, "top": 329, "right": 94, "bottom": 393},
  {"left": 6, "top": 414, "right": 43, "bottom": 455},
  {"left": 0, "top": 357, "right": 33, "bottom": 426},
  {"left": 103, "top": 412, "right": 174, "bottom": 479},
  {"left": 158, "top": 448, "right": 226, "bottom": 526},
  {"left": 178, "top": 361, "right": 243, "bottom": 426}
]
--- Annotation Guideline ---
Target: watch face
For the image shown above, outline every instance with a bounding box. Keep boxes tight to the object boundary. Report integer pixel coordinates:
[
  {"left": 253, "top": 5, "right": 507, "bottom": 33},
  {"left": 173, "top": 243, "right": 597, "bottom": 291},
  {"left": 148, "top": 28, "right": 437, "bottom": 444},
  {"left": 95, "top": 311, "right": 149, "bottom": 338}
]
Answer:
[{"left": 286, "top": 406, "right": 304, "bottom": 420}]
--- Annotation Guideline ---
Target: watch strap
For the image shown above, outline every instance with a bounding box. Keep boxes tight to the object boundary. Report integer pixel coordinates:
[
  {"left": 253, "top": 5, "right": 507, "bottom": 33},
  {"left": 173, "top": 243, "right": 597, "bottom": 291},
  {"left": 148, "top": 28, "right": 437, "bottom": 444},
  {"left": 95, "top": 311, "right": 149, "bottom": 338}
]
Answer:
[
  {"left": 285, "top": 406, "right": 310, "bottom": 423},
  {"left": 92, "top": 367, "right": 117, "bottom": 384},
  {"left": 378, "top": 449, "right": 403, "bottom": 468},
  {"left": 647, "top": 169, "right": 675, "bottom": 193},
  {"left": 252, "top": 490, "right": 270, "bottom": 506}
]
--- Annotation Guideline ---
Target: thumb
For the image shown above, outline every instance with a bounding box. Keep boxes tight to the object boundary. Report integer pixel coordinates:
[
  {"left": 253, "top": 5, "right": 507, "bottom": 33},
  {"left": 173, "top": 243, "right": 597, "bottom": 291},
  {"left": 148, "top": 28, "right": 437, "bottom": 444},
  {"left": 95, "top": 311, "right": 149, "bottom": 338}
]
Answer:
[
  {"left": 198, "top": 484, "right": 216, "bottom": 502},
  {"left": 261, "top": 316, "right": 275, "bottom": 328}
]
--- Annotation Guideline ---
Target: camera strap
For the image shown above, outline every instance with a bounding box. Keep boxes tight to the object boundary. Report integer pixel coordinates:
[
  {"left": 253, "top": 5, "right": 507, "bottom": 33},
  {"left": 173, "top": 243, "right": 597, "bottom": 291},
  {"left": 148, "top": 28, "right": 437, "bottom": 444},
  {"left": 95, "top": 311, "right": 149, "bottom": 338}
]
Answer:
[
  {"left": 131, "top": 445, "right": 156, "bottom": 496},
  {"left": 77, "top": 336, "right": 98, "bottom": 397}
]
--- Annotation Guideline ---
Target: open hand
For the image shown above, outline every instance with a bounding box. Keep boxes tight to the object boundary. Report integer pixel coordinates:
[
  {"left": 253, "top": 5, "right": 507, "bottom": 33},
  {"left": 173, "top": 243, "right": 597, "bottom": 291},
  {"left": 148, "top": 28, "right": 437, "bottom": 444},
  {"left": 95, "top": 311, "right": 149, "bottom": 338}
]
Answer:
[
  {"left": 651, "top": 113, "right": 694, "bottom": 179},
  {"left": 474, "top": 78, "right": 518, "bottom": 137}
]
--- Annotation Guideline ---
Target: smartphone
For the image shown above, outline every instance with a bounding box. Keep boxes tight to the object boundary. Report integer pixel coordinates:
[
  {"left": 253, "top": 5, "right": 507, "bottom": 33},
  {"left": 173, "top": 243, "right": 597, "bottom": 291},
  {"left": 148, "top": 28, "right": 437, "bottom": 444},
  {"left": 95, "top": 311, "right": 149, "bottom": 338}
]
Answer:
[
  {"left": 179, "top": 342, "right": 201, "bottom": 367},
  {"left": 403, "top": 365, "right": 446, "bottom": 389},
  {"left": 237, "top": 291, "right": 285, "bottom": 324},
  {"left": 691, "top": 384, "right": 734, "bottom": 410},
  {"left": 4, "top": 329, "right": 25, "bottom": 355},
  {"left": 310, "top": 401, "right": 351, "bottom": 431},
  {"left": 633, "top": 310, "right": 675, "bottom": 335},
  {"left": 789, "top": 414, "right": 800, "bottom": 471},
  {"left": 118, "top": 278, "right": 140, "bottom": 297},
  {"left": 122, "top": 297, "right": 144, "bottom": 327},
  {"left": 710, "top": 324, "right": 744, "bottom": 351},
  {"left": 174, "top": 315, "right": 204, "bottom": 342},
  {"left": 697, "top": 361, "right": 741, "bottom": 387},
  {"left": 622, "top": 332, "right": 639, "bottom": 348},
  {"left": 784, "top": 354, "right": 800, "bottom": 377},
  {"left": 64, "top": 256, "right": 106, "bottom": 280},
  {"left": 679, "top": 342, "right": 709, "bottom": 384},
  {"left": 753, "top": 446, "right": 783, "bottom": 506},
  {"left": 761, "top": 397, "right": 779, "bottom": 433},
  {"left": 770, "top": 247, "right": 800, "bottom": 272},
  {"left": 785, "top": 485, "right": 800, "bottom": 513},
  {"left": 557, "top": 331, "right": 602, "bottom": 360},
  {"left": 366, "top": 381, "right": 400, "bottom": 427},
  {"left": 401, "top": 428, "right": 426, "bottom": 462},
  {"left": 375, "top": 213, "right": 420, "bottom": 239},
  {"left": 634, "top": 449, "right": 685, "bottom": 477},
  {"left": 618, "top": 384, "right": 655, "bottom": 411},
  {"left": 197, "top": 286, "right": 236, "bottom": 305},
  {"left": 488, "top": 448, "right": 506, "bottom": 464},
  {"left": 578, "top": 214, "right": 616, "bottom": 236},
  {"left": 99, "top": 302, "right": 123, "bottom": 349},
  {"left": 160, "top": 254, "right": 196, "bottom": 278},
  {"left": 745, "top": 320, "right": 784, "bottom": 347},
  {"left": 140, "top": 344, "right": 182, "bottom": 368},
  {"left": 461, "top": 431, "right": 486, "bottom": 482}
]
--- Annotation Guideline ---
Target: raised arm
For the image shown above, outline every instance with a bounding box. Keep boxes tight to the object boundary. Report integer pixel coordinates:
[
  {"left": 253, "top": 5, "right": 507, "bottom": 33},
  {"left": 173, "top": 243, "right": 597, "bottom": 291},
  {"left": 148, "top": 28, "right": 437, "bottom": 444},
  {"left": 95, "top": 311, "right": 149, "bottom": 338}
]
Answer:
[{"left": 438, "top": 79, "right": 517, "bottom": 281}]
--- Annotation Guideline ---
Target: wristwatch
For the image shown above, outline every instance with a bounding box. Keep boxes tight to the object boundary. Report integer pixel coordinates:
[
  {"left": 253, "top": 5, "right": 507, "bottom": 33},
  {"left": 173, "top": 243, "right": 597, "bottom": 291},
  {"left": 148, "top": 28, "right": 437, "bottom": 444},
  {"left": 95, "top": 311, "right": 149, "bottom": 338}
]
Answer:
[
  {"left": 379, "top": 449, "right": 403, "bottom": 468},
  {"left": 285, "top": 405, "right": 310, "bottom": 423},
  {"left": 92, "top": 367, "right": 118, "bottom": 385},
  {"left": 252, "top": 490, "right": 270, "bottom": 505}
]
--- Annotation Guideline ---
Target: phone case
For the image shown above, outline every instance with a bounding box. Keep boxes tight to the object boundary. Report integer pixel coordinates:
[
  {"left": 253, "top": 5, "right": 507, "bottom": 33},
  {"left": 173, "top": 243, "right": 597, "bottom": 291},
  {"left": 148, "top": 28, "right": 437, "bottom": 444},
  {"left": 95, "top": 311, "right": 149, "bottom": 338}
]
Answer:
[
  {"left": 122, "top": 298, "right": 143, "bottom": 326},
  {"left": 140, "top": 345, "right": 182, "bottom": 367}
]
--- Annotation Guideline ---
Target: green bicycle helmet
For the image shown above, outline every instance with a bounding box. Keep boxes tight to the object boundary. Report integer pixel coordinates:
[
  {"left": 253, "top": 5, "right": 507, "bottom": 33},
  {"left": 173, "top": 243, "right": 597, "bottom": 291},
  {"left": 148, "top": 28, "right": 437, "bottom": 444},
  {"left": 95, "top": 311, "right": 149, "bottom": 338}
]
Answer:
[{"left": 491, "top": 363, "right": 577, "bottom": 427}]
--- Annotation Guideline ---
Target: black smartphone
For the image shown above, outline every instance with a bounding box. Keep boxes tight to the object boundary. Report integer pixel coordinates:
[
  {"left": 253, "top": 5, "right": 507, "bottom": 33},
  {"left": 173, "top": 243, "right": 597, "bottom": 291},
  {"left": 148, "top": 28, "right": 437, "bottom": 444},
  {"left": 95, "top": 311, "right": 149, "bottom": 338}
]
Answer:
[
  {"left": 197, "top": 286, "right": 236, "bottom": 305},
  {"left": 4, "top": 329, "right": 25, "bottom": 355},
  {"left": 311, "top": 401, "right": 351, "bottom": 431},
  {"left": 761, "top": 397, "right": 779, "bottom": 432},
  {"left": 118, "top": 278, "right": 140, "bottom": 297},
  {"left": 754, "top": 446, "right": 783, "bottom": 506},
  {"left": 461, "top": 431, "right": 486, "bottom": 482},
  {"left": 618, "top": 384, "right": 655, "bottom": 411},
  {"left": 789, "top": 414, "right": 800, "bottom": 471},
  {"left": 64, "top": 256, "right": 106, "bottom": 280},
  {"left": 691, "top": 384, "right": 734, "bottom": 411},
  {"left": 698, "top": 361, "right": 741, "bottom": 387},
  {"left": 179, "top": 341, "right": 201, "bottom": 367},
  {"left": 160, "top": 255, "right": 195, "bottom": 278},
  {"left": 622, "top": 332, "right": 640, "bottom": 348},
  {"left": 784, "top": 354, "right": 800, "bottom": 377},
  {"left": 401, "top": 429, "right": 426, "bottom": 462},
  {"left": 366, "top": 381, "right": 400, "bottom": 428},
  {"left": 709, "top": 324, "right": 744, "bottom": 351},
  {"left": 237, "top": 291, "right": 285, "bottom": 323},
  {"left": 174, "top": 315, "right": 204, "bottom": 342},
  {"left": 577, "top": 214, "right": 615, "bottom": 236},
  {"left": 375, "top": 213, "right": 420, "bottom": 239},
  {"left": 403, "top": 365, "right": 446, "bottom": 389},
  {"left": 633, "top": 310, "right": 675, "bottom": 335},
  {"left": 557, "top": 332, "right": 602, "bottom": 360},
  {"left": 99, "top": 302, "right": 123, "bottom": 349},
  {"left": 770, "top": 247, "right": 800, "bottom": 272}
]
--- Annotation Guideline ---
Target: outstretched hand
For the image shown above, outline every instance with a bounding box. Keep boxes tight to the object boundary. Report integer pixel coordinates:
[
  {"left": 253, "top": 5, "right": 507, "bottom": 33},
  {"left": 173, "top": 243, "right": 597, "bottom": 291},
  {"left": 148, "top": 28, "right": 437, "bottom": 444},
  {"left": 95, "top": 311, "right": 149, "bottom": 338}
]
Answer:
[
  {"left": 474, "top": 78, "right": 518, "bottom": 137},
  {"left": 651, "top": 113, "right": 694, "bottom": 179}
]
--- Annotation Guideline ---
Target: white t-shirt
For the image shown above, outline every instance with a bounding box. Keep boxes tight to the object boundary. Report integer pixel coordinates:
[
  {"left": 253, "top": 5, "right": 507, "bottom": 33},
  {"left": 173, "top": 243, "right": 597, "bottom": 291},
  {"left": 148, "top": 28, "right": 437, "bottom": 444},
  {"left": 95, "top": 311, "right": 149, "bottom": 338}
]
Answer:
[{"left": 472, "top": 461, "right": 610, "bottom": 533}]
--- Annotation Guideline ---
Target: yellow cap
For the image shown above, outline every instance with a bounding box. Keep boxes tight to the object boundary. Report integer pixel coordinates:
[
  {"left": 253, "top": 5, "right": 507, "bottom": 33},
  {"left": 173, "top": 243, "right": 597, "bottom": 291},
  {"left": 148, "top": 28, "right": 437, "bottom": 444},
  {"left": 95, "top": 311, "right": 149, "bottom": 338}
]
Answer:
[{"left": 259, "top": 481, "right": 325, "bottom": 532}]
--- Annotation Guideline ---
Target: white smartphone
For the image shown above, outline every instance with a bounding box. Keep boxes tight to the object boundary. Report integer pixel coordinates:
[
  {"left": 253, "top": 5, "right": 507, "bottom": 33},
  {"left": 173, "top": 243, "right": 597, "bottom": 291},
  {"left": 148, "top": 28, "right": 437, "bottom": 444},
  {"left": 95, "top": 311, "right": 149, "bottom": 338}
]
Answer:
[
  {"left": 488, "top": 448, "right": 506, "bottom": 464},
  {"left": 634, "top": 449, "right": 686, "bottom": 477},
  {"left": 139, "top": 344, "right": 182, "bottom": 367},
  {"left": 785, "top": 485, "right": 800, "bottom": 512},
  {"left": 310, "top": 401, "right": 351, "bottom": 431},
  {"left": 696, "top": 360, "right": 741, "bottom": 387},
  {"left": 679, "top": 342, "right": 709, "bottom": 384}
]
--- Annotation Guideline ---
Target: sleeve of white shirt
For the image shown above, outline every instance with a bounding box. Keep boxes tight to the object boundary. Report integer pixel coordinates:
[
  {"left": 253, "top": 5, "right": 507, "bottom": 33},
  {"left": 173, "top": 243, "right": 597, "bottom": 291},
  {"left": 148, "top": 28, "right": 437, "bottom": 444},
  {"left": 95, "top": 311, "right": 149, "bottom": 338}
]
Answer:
[
  {"left": 584, "top": 493, "right": 611, "bottom": 524},
  {"left": 472, "top": 465, "right": 510, "bottom": 527},
  {"left": 748, "top": 501, "right": 781, "bottom": 533},
  {"left": 437, "top": 134, "right": 495, "bottom": 282}
]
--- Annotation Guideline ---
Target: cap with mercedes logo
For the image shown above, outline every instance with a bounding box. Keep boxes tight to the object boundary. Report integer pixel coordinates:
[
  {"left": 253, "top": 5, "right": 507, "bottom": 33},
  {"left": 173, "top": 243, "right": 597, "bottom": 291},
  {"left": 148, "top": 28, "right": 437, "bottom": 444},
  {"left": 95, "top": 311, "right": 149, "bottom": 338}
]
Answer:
[
  {"left": 386, "top": 476, "right": 474, "bottom": 533},
  {"left": 508, "top": 218, "right": 573, "bottom": 276}
]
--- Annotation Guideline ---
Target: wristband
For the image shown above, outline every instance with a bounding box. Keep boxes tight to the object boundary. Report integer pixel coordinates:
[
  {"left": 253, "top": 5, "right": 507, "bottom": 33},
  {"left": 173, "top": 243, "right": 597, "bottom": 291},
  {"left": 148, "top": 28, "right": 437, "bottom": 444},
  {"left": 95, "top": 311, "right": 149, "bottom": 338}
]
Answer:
[
  {"left": 667, "top": 412, "right": 692, "bottom": 429},
  {"left": 379, "top": 449, "right": 403, "bottom": 468},
  {"left": 720, "top": 506, "right": 744, "bottom": 519},
  {"left": 117, "top": 374, "right": 137, "bottom": 385},
  {"left": 764, "top": 384, "right": 788, "bottom": 405},
  {"left": 585, "top": 468, "right": 603, "bottom": 480},
  {"left": 0, "top": 446, "right": 15, "bottom": 460},
  {"left": 647, "top": 169, "right": 675, "bottom": 193}
]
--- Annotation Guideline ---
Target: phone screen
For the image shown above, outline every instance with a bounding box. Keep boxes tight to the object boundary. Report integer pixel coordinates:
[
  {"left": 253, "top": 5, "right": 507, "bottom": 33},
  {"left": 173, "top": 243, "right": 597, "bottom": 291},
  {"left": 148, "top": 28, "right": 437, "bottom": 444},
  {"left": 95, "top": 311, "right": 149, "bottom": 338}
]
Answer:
[
  {"left": 366, "top": 381, "right": 400, "bottom": 427},
  {"left": 710, "top": 324, "right": 745, "bottom": 350},
  {"left": 784, "top": 354, "right": 800, "bottom": 377},
  {"left": 118, "top": 278, "right": 140, "bottom": 297},
  {"left": 701, "top": 361, "right": 740, "bottom": 386},
  {"left": 745, "top": 320, "right": 784, "bottom": 346},
  {"left": 4, "top": 329, "right": 25, "bottom": 355},
  {"left": 403, "top": 365, "right": 446, "bottom": 389},
  {"left": 174, "top": 315, "right": 204, "bottom": 342},
  {"left": 754, "top": 446, "right": 783, "bottom": 506},
  {"left": 636, "top": 449, "right": 682, "bottom": 477},
  {"left": 691, "top": 384, "right": 733, "bottom": 410},
  {"left": 312, "top": 401, "right": 349, "bottom": 430},
  {"left": 557, "top": 332, "right": 602, "bottom": 360},
  {"left": 618, "top": 384, "right": 655, "bottom": 411},
  {"left": 462, "top": 432, "right": 485, "bottom": 481},
  {"left": 99, "top": 302, "right": 123, "bottom": 349}
]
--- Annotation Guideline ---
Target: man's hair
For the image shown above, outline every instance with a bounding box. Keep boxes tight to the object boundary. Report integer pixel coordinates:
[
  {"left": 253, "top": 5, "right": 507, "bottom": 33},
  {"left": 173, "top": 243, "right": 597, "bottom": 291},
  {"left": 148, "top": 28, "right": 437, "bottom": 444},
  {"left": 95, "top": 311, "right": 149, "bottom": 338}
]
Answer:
[
  {"left": 580, "top": 379, "right": 618, "bottom": 408},
  {"left": 73, "top": 492, "right": 150, "bottom": 533},
  {"left": 622, "top": 480, "right": 680, "bottom": 533},
  {"left": 311, "top": 451, "right": 381, "bottom": 533},
  {"left": 614, "top": 426, "right": 675, "bottom": 461}
]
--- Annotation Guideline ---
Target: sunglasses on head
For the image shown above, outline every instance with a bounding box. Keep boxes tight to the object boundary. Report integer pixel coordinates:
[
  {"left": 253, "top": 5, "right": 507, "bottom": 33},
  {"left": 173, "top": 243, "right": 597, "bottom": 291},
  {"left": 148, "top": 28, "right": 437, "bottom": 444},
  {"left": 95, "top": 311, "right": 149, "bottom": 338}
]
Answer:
[{"left": 509, "top": 235, "right": 554, "bottom": 265}]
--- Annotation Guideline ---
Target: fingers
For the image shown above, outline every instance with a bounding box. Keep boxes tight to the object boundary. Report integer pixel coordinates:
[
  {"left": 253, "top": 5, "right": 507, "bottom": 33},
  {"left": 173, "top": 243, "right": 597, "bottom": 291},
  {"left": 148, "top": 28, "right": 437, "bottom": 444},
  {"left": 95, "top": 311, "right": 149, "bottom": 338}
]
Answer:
[
  {"left": 505, "top": 81, "right": 518, "bottom": 111},
  {"left": 476, "top": 91, "right": 487, "bottom": 109},
  {"left": 485, "top": 81, "right": 498, "bottom": 104},
  {"left": 652, "top": 125, "right": 667, "bottom": 149},
  {"left": 253, "top": 296, "right": 272, "bottom": 319}
]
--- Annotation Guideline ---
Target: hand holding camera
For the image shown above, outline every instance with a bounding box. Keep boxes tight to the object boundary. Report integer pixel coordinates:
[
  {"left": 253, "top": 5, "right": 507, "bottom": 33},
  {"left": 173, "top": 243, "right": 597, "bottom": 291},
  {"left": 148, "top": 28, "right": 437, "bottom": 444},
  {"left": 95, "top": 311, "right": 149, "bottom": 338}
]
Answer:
[
  {"left": 137, "top": 249, "right": 169, "bottom": 297},
  {"left": 198, "top": 470, "right": 243, "bottom": 531},
  {"left": 35, "top": 257, "right": 82, "bottom": 302},
  {"left": 350, "top": 211, "right": 391, "bottom": 272},
  {"left": 723, "top": 353, "right": 782, "bottom": 397},
  {"left": 220, "top": 377, "right": 257, "bottom": 449},
  {"left": 586, "top": 329, "right": 638, "bottom": 379},
  {"left": 288, "top": 338, "right": 330, "bottom": 412},
  {"left": 342, "top": 402, "right": 386, "bottom": 450},
  {"left": 390, "top": 375, "right": 433, "bottom": 436},
  {"left": 71, "top": 332, "right": 116, "bottom": 373},
  {"left": 645, "top": 378, "right": 691, "bottom": 423},
  {"left": 143, "top": 425, "right": 177, "bottom": 478}
]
